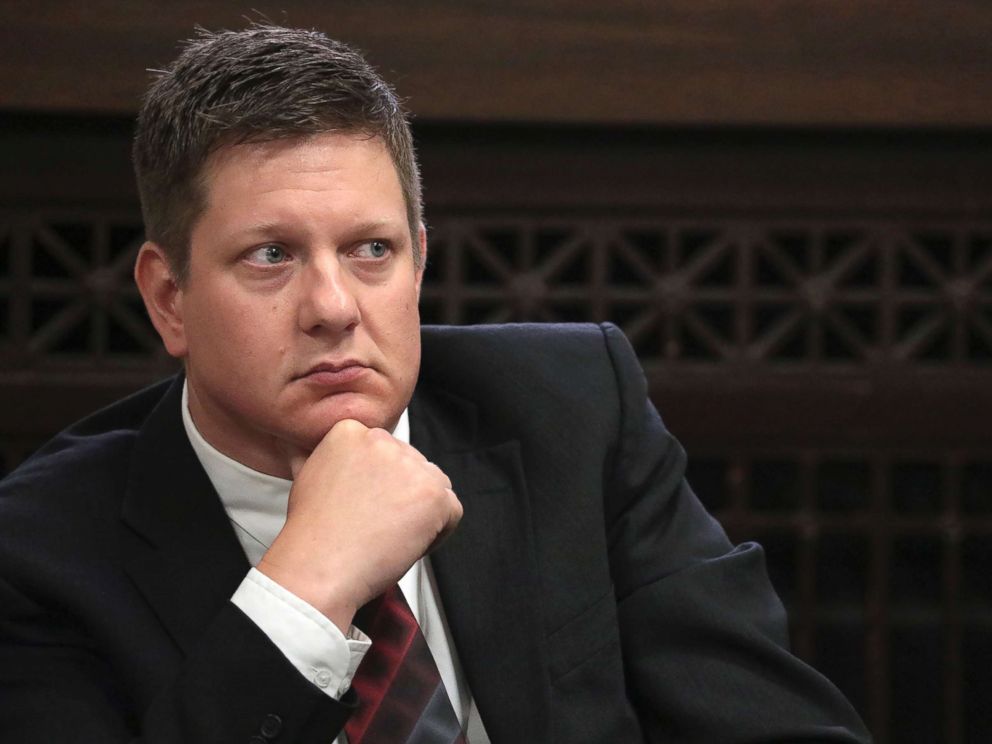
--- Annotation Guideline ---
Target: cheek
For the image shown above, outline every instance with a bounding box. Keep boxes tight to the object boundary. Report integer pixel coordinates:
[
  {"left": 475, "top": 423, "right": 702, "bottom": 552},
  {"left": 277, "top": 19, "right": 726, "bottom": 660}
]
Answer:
[
  {"left": 191, "top": 301, "right": 285, "bottom": 370},
  {"left": 367, "top": 296, "right": 420, "bottom": 372},
  {"left": 225, "top": 298, "right": 288, "bottom": 342},
  {"left": 389, "top": 296, "right": 421, "bottom": 344},
  {"left": 393, "top": 304, "right": 422, "bottom": 379}
]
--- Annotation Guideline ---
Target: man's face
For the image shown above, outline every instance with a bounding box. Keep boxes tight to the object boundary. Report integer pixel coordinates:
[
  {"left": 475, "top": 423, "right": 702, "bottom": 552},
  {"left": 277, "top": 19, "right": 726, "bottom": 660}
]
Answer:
[{"left": 158, "top": 133, "right": 424, "bottom": 476}]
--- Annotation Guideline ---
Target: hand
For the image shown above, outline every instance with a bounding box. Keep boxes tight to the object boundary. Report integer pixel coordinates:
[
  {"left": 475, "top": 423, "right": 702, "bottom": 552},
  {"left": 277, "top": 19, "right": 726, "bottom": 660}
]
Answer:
[{"left": 257, "top": 419, "right": 462, "bottom": 632}]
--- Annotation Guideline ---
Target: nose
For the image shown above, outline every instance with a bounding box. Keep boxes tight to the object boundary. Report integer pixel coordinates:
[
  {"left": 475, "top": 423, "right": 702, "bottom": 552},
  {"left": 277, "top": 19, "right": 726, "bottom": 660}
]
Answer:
[{"left": 297, "top": 254, "right": 360, "bottom": 333}]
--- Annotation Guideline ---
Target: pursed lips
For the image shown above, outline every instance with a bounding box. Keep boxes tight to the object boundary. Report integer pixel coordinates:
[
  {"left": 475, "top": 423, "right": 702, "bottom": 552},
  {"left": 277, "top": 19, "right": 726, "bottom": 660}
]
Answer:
[{"left": 296, "top": 360, "right": 371, "bottom": 386}]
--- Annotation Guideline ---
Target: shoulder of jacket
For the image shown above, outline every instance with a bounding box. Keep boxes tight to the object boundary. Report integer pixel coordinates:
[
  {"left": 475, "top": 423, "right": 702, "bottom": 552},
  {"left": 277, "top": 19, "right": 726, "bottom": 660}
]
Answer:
[{"left": 0, "top": 376, "right": 177, "bottom": 502}]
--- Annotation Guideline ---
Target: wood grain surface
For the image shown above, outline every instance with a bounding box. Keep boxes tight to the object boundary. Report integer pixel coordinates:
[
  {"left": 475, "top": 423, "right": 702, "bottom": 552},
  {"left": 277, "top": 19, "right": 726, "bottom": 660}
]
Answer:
[{"left": 1, "top": 0, "right": 990, "bottom": 125}]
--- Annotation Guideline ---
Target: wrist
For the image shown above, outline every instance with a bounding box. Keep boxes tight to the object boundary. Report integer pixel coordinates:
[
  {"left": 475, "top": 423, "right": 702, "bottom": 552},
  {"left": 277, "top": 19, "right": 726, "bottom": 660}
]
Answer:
[{"left": 256, "top": 552, "right": 360, "bottom": 633}]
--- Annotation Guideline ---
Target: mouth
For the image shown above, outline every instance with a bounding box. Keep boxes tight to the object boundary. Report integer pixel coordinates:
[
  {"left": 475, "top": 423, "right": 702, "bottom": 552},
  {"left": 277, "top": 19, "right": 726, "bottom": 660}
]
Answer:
[{"left": 296, "top": 360, "right": 371, "bottom": 386}]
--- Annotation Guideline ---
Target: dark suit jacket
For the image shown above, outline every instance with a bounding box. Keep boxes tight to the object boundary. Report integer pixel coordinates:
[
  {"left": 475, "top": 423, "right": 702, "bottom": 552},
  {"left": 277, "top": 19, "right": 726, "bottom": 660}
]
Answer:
[{"left": 0, "top": 323, "right": 870, "bottom": 743}]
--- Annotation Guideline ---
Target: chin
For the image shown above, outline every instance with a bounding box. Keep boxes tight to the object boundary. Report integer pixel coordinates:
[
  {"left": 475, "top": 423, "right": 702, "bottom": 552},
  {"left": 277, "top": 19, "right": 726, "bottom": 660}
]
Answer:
[{"left": 304, "top": 394, "right": 401, "bottom": 436}]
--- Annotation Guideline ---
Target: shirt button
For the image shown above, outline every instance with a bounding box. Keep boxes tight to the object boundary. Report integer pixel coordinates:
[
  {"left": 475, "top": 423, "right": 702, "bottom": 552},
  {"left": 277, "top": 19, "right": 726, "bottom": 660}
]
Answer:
[
  {"left": 314, "top": 669, "right": 333, "bottom": 689},
  {"left": 260, "top": 713, "right": 283, "bottom": 739}
]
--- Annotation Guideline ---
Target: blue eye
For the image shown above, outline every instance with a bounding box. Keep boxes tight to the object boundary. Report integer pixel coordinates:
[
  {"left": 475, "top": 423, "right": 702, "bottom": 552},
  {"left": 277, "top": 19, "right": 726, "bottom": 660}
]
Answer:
[
  {"left": 247, "top": 245, "right": 289, "bottom": 265},
  {"left": 358, "top": 240, "right": 389, "bottom": 259},
  {"left": 348, "top": 240, "right": 393, "bottom": 261},
  {"left": 261, "top": 245, "right": 286, "bottom": 263}
]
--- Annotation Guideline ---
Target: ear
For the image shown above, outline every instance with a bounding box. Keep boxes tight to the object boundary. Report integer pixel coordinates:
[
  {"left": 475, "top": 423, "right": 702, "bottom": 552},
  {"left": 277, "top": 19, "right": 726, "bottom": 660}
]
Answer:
[
  {"left": 414, "top": 223, "right": 427, "bottom": 297},
  {"left": 134, "top": 242, "right": 188, "bottom": 359}
]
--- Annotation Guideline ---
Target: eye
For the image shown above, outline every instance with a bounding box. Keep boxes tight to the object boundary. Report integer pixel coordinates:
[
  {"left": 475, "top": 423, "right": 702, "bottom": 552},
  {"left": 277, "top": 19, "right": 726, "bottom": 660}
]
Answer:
[
  {"left": 246, "top": 244, "right": 290, "bottom": 265},
  {"left": 353, "top": 240, "right": 391, "bottom": 259}
]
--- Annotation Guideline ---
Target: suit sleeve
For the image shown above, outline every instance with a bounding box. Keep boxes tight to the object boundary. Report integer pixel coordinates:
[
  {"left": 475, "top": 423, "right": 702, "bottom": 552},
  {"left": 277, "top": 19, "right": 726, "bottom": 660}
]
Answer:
[
  {"left": 598, "top": 323, "right": 872, "bottom": 743},
  {"left": 0, "top": 573, "right": 353, "bottom": 743}
]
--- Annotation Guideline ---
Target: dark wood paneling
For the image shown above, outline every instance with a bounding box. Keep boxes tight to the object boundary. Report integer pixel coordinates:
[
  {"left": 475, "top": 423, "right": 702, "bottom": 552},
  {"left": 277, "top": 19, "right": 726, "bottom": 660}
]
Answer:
[
  {"left": 418, "top": 125, "right": 992, "bottom": 215},
  {"left": 2, "top": 114, "right": 992, "bottom": 742},
  {"left": 1, "top": 0, "right": 991, "bottom": 125}
]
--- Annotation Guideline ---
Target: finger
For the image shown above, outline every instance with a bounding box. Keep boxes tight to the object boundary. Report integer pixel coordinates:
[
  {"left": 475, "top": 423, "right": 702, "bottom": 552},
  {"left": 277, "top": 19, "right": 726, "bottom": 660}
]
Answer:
[
  {"left": 444, "top": 487, "right": 463, "bottom": 523},
  {"left": 333, "top": 418, "right": 369, "bottom": 435},
  {"left": 424, "top": 461, "right": 453, "bottom": 490},
  {"left": 427, "top": 493, "right": 462, "bottom": 554}
]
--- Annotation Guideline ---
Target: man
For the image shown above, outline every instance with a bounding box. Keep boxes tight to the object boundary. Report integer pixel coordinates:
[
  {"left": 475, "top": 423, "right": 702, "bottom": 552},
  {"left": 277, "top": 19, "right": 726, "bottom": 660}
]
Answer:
[{"left": 0, "top": 24, "right": 870, "bottom": 743}]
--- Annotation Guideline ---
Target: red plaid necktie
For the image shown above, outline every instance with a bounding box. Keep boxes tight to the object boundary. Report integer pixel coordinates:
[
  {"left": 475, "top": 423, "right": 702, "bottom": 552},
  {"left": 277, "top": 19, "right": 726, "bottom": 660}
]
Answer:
[{"left": 345, "top": 585, "right": 467, "bottom": 744}]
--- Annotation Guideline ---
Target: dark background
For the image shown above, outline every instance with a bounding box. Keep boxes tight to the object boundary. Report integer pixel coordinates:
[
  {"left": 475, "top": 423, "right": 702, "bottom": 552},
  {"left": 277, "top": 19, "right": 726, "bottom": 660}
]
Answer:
[{"left": 1, "top": 3, "right": 990, "bottom": 742}]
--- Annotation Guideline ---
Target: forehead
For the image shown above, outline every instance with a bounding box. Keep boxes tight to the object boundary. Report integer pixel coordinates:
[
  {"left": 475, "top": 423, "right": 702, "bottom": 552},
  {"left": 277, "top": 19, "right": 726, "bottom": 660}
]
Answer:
[
  {"left": 190, "top": 133, "right": 408, "bottom": 240},
  {"left": 200, "top": 132, "right": 399, "bottom": 195}
]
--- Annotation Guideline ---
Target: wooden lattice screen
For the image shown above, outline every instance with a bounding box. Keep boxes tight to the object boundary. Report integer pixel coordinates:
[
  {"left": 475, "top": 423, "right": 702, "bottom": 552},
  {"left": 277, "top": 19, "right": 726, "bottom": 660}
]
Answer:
[{"left": 1, "top": 140, "right": 990, "bottom": 743}]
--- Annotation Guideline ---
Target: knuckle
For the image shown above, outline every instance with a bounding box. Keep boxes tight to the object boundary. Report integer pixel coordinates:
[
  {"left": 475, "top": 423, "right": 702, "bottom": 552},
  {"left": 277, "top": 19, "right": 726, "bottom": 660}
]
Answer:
[
  {"left": 424, "top": 462, "right": 452, "bottom": 488},
  {"left": 366, "top": 429, "right": 396, "bottom": 456},
  {"left": 422, "top": 480, "right": 447, "bottom": 507},
  {"left": 332, "top": 418, "right": 364, "bottom": 438},
  {"left": 369, "top": 428, "right": 399, "bottom": 453}
]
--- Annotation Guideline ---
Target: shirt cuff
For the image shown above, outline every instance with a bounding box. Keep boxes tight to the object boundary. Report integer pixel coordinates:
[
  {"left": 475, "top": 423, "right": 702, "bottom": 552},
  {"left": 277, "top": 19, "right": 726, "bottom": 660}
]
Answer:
[{"left": 231, "top": 568, "right": 371, "bottom": 698}]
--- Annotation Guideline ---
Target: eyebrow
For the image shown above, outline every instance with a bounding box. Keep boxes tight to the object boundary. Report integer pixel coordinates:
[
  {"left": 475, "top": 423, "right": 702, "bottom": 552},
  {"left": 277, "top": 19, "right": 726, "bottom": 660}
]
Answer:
[
  {"left": 343, "top": 219, "right": 408, "bottom": 237},
  {"left": 228, "top": 218, "right": 407, "bottom": 243}
]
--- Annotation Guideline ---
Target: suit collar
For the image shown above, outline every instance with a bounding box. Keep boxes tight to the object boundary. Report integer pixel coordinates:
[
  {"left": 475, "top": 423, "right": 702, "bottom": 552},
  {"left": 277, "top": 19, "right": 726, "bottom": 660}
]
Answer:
[
  {"left": 411, "top": 384, "right": 552, "bottom": 743},
  {"left": 120, "top": 375, "right": 249, "bottom": 654}
]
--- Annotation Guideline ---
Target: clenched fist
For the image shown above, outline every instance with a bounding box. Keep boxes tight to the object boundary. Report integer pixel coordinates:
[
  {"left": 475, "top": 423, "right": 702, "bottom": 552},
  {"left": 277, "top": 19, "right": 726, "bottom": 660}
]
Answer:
[{"left": 257, "top": 419, "right": 462, "bottom": 632}]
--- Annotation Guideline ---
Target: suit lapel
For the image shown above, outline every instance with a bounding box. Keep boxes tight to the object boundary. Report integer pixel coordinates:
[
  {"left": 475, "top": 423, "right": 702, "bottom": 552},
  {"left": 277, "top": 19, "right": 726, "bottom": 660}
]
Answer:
[
  {"left": 120, "top": 376, "right": 249, "bottom": 655},
  {"left": 411, "top": 386, "right": 552, "bottom": 743}
]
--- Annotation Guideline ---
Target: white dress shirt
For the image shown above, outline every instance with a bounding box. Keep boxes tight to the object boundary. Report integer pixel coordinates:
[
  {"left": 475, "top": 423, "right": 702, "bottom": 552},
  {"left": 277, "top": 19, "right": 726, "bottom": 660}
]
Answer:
[{"left": 180, "top": 382, "right": 488, "bottom": 743}]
